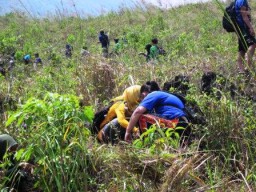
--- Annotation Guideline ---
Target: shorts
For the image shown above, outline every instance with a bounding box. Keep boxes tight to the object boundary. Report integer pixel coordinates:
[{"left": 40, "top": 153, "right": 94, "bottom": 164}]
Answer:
[{"left": 237, "top": 27, "right": 256, "bottom": 52}]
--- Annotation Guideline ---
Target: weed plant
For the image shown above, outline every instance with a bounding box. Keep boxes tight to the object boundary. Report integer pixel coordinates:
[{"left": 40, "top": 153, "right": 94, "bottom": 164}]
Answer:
[{"left": 0, "top": 0, "right": 256, "bottom": 191}]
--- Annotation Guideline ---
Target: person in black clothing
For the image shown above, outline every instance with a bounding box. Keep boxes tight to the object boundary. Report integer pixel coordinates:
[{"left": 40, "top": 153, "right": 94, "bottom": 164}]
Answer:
[{"left": 98, "top": 30, "right": 110, "bottom": 58}]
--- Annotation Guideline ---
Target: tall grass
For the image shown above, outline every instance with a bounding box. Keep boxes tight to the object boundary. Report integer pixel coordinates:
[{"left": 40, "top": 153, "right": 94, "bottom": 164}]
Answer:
[{"left": 0, "top": 0, "right": 256, "bottom": 191}]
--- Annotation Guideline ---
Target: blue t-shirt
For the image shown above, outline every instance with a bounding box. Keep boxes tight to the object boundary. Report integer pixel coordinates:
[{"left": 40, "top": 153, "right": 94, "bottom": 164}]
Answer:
[
  {"left": 35, "top": 57, "right": 42, "bottom": 63},
  {"left": 235, "top": 0, "right": 249, "bottom": 28},
  {"left": 139, "top": 91, "right": 185, "bottom": 120},
  {"left": 24, "top": 54, "right": 31, "bottom": 61}
]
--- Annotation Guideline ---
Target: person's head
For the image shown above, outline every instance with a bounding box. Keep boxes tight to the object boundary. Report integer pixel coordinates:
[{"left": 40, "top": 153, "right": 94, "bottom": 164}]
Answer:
[
  {"left": 147, "top": 81, "right": 160, "bottom": 92},
  {"left": 123, "top": 85, "right": 141, "bottom": 110},
  {"left": 66, "top": 44, "right": 71, "bottom": 49},
  {"left": 114, "top": 39, "right": 119, "bottom": 43},
  {"left": 100, "top": 30, "right": 104, "bottom": 35},
  {"left": 151, "top": 38, "right": 158, "bottom": 45},
  {"left": 140, "top": 81, "right": 160, "bottom": 100},
  {"left": 82, "top": 46, "right": 88, "bottom": 50},
  {"left": 34, "top": 53, "right": 39, "bottom": 58}
]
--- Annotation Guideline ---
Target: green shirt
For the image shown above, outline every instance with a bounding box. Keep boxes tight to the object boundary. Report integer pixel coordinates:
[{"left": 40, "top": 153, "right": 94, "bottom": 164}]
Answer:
[{"left": 149, "top": 45, "right": 159, "bottom": 60}]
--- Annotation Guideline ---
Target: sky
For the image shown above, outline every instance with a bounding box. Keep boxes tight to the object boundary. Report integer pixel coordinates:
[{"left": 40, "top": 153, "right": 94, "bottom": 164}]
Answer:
[{"left": 0, "top": 0, "right": 211, "bottom": 18}]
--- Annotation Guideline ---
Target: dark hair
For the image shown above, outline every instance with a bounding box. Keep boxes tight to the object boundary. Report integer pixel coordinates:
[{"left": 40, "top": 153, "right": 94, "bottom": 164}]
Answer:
[
  {"left": 66, "top": 44, "right": 71, "bottom": 49},
  {"left": 147, "top": 81, "right": 160, "bottom": 91},
  {"left": 114, "top": 39, "right": 119, "bottom": 43},
  {"left": 34, "top": 53, "right": 39, "bottom": 57},
  {"left": 151, "top": 38, "right": 158, "bottom": 44},
  {"left": 82, "top": 46, "right": 88, "bottom": 50},
  {"left": 100, "top": 30, "right": 104, "bottom": 35},
  {"left": 140, "top": 81, "right": 160, "bottom": 94}
]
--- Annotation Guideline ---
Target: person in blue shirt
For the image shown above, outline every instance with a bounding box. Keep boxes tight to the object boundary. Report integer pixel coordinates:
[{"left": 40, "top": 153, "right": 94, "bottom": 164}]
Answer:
[
  {"left": 235, "top": 0, "right": 256, "bottom": 73},
  {"left": 125, "top": 89, "right": 190, "bottom": 143},
  {"left": 23, "top": 54, "right": 31, "bottom": 64},
  {"left": 33, "top": 53, "right": 42, "bottom": 70},
  {"left": 98, "top": 30, "right": 110, "bottom": 58}
]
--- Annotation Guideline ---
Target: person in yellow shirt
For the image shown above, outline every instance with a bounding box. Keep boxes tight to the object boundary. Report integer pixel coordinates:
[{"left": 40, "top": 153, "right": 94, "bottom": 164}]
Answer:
[{"left": 97, "top": 85, "right": 141, "bottom": 144}]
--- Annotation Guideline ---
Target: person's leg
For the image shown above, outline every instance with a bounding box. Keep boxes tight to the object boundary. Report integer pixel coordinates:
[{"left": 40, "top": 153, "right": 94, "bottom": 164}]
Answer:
[
  {"left": 237, "top": 51, "right": 246, "bottom": 72},
  {"left": 238, "top": 37, "right": 246, "bottom": 72},
  {"left": 238, "top": 28, "right": 256, "bottom": 72},
  {"left": 107, "top": 118, "right": 123, "bottom": 145},
  {"left": 247, "top": 43, "right": 256, "bottom": 70}
]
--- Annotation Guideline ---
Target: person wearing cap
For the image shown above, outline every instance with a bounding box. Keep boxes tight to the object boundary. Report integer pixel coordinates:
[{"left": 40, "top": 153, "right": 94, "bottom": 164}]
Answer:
[
  {"left": 0, "top": 134, "right": 18, "bottom": 162},
  {"left": 0, "top": 134, "right": 35, "bottom": 190}
]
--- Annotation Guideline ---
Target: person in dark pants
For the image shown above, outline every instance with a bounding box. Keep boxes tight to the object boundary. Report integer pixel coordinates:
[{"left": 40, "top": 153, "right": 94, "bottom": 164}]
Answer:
[
  {"left": 98, "top": 30, "right": 110, "bottom": 58},
  {"left": 235, "top": 0, "right": 256, "bottom": 73}
]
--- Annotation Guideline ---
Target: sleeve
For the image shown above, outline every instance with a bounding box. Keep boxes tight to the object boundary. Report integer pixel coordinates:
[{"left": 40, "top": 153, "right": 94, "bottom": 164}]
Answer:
[
  {"left": 115, "top": 103, "right": 129, "bottom": 128},
  {"left": 99, "top": 102, "right": 120, "bottom": 128},
  {"left": 139, "top": 92, "right": 157, "bottom": 111},
  {"left": 115, "top": 103, "right": 139, "bottom": 133}
]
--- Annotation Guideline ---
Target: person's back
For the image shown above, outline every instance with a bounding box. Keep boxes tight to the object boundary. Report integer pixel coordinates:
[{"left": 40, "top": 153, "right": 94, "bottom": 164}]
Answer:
[
  {"left": 140, "top": 91, "right": 185, "bottom": 120},
  {"left": 65, "top": 44, "right": 72, "bottom": 58},
  {"left": 23, "top": 54, "right": 31, "bottom": 64},
  {"left": 34, "top": 53, "right": 42, "bottom": 64},
  {"left": 99, "top": 31, "right": 109, "bottom": 48},
  {"left": 235, "top": 0, "right": 250, "bottom": 28}
]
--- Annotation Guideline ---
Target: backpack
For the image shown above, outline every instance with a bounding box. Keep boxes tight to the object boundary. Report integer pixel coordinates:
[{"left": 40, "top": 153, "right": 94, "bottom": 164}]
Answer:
[
  {"left": 158, "top": 47, "right": 166, "bottom": 56},
  {"left": 91, "top": 103, "right": 112, "bottom": 135},
  {"left": 222, "top": 1, "right": 237, "bottom": 32}
]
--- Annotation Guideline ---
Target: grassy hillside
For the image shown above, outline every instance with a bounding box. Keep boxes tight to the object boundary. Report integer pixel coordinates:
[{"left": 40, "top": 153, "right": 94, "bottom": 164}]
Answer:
[{"left": 0, "top": 0, "right": 256, "bottom": 191}]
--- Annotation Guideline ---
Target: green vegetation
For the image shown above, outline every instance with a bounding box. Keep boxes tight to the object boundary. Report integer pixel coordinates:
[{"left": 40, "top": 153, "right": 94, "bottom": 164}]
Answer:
[{"left": 0, "top": 0, "right": 256, "bottom": 191}]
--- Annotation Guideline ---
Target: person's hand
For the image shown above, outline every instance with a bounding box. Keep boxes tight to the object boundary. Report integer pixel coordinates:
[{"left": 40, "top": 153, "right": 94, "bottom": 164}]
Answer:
[
  {"left": 133, "top": 131, "right": 140, "bottom": 139},
  {"left": 125, "top": 131, "right": 132, "bottom": 143}
]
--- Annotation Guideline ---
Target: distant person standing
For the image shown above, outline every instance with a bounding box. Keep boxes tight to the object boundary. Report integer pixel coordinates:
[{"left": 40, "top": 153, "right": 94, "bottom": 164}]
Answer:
[
  {"left": 65, "top": 44, "right": 73, "bottom": 58},
  {"left": 33, "top": 53, "right": 42, "bottom": 70},
  {"left": 98, "top": 30, "right": 110, "bottom": 58},
  {"left": 149, "top": 38, "right": 159, "bottom": 62},
  {"left": 235, "top": 0, "right": 256, "bottom": 73}
]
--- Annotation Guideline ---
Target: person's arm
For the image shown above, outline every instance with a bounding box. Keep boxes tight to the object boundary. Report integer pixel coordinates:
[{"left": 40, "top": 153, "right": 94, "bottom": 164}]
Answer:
[
  {"left": 115, "top": 104, "right": 139, "bottom": 133},
  {"left": 241, "top": 6, "right": 255, "bottom": 36},
  {"left": 125, "top": 106, "right": 147, "bottom": 142}
]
